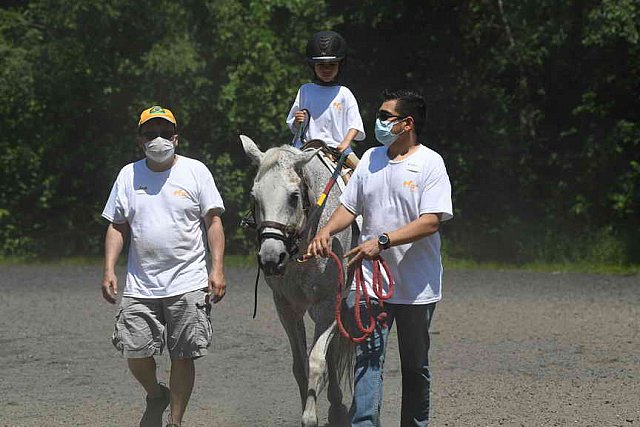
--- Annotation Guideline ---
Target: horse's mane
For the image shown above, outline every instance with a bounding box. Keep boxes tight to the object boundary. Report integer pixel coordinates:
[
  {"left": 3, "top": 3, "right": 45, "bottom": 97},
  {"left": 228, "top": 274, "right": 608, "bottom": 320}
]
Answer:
[{"left": 256, "top": 145, "right": 304, "bottom": 180}]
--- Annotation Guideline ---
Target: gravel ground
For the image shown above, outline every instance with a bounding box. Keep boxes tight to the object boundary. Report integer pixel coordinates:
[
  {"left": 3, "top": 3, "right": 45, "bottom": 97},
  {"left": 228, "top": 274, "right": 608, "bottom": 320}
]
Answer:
[{"left": 0, "top": 264, "right": 638, "bottom": 426}]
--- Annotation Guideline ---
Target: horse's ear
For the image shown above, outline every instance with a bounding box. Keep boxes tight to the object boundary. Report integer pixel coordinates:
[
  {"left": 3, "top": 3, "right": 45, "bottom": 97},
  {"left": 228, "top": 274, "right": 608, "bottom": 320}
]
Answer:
[
  {"left": 292, "top": 148, "right": 320, "bottom": 169},
  {"left": 240, "top": 135, "right": 264, "bottom": 166}
]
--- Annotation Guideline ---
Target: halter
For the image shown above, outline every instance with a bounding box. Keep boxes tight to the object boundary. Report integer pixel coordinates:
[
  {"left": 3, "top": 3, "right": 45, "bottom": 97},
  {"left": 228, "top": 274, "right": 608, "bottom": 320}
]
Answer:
[
  {"left": 242, "top": 167, "right": 313, "bottom": 260},
  {"left": 257, "top": 220, "right": 305, "bottom": 260},
  {"left": 241, "top": 162, "right": 316, "bottom": 318}
]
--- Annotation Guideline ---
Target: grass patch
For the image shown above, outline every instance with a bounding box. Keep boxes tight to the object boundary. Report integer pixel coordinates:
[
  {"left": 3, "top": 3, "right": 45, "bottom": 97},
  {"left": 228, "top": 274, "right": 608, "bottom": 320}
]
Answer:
[
  {"left": 444, "top": 257, "right": 640, "bottom": 275},
  {"left": 224, "top": 254, "right": 257, "bottom": 268},
  {"left": 1, "top": 254, "right": 637, "bottom": 276},
  {"left": 0, "top": 254, "right": 257, "bottom": 269},
  {"left": 0, "top": 256, "right": 105, "bottom": 266}
]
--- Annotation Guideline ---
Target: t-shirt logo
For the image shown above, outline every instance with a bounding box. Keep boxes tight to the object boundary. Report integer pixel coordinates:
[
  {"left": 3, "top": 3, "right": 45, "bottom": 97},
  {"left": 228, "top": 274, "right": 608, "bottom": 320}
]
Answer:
[
  {"left": 402, "top": 180, "right": 418, "bottom": 192},
  {"left": 173, "top": 189, "right": 188, "bottom": 197},
  {"left": 332, "top": 101, "right": 343, "bottom": 112}
]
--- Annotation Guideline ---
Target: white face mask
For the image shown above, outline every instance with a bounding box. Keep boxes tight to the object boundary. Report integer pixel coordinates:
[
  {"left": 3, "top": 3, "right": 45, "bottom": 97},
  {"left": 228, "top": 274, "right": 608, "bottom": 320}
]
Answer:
[
  {"left": 374, "top": 118, "right": 405, "bottom": 147},
  {"left": 144, "top": 137, "right": 175, "bottom": 163}
]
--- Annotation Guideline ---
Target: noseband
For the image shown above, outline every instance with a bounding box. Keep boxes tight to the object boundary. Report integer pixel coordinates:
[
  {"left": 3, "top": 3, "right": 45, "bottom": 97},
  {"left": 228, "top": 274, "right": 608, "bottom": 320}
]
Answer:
[{"left": 257, "top": 221, "right": 304, "bottom": 259}]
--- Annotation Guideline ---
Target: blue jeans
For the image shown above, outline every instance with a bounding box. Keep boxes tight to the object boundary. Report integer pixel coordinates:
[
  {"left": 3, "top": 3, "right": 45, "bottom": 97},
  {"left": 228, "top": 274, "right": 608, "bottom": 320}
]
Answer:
[{"left": 345, "top": 291, "right": 437, "bottom": 427}]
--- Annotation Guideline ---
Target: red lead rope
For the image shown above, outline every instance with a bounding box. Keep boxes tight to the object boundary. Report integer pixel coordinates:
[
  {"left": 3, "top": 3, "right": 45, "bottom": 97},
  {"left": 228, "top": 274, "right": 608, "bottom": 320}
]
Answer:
[{"left": 328, "top": 252, "right": 395, "bottom": 343}]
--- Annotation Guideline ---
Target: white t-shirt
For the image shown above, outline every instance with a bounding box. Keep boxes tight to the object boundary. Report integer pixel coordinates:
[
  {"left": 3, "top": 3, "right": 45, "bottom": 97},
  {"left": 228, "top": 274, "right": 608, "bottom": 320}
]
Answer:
[
  {"left": 340, "top": 144, "right": 453, "bottom": 304},
  {"left": 286, "top": 83, "right": 365, "bottom": 148},
  {"left": 102, "top": 155, "right": 225, "bottom": 298}
]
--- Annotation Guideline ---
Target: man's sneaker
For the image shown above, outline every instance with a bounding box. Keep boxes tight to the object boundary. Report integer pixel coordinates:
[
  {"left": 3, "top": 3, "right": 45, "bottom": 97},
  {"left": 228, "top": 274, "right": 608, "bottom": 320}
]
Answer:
[{"left": 139, "top": 383, "right": 170, "bottom": 427}]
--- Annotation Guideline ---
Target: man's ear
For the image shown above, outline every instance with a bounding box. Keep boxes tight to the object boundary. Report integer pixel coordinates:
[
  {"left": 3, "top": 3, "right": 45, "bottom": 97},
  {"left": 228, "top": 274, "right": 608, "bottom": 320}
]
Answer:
[{"left": 404, "top": 116, "right": 415, "bottom": 133}]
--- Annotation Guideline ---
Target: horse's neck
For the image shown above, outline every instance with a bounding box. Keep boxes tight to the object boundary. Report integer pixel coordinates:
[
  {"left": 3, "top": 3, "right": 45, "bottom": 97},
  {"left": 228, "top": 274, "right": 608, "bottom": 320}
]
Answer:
[
  {"left": 300, "top": 155, "right": 344, "bottom": 240},
  {"left": 302, "top": 153, "right": 339, "bottom": 199}
]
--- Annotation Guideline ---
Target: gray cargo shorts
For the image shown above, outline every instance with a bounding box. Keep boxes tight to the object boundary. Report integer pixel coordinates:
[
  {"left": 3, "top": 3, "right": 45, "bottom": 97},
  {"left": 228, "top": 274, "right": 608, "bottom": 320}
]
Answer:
[{"left": 112, "top": 288, "right": 213, "bottom": 359}]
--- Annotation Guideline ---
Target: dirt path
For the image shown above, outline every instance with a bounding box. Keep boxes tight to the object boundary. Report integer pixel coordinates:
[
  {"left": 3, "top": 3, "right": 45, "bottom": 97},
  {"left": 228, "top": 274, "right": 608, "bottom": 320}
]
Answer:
[{"left": 0, "top": 265, "right": 638, "bottom": 426}]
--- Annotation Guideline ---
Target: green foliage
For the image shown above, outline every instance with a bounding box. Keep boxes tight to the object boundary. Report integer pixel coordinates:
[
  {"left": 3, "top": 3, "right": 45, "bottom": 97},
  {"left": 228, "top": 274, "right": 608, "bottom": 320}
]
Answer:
[{"left": 0, "top": 0, "right": 638, "bottom": 265}]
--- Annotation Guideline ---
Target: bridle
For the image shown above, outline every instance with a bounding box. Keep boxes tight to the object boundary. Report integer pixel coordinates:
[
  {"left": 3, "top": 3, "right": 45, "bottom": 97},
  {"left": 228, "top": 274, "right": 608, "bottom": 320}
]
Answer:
[
  {"left": 241, "top": 163, "right": 319, "bottom": 318},
  {"left": 242, "top": 167, "right": 314, "bottom": 260}
]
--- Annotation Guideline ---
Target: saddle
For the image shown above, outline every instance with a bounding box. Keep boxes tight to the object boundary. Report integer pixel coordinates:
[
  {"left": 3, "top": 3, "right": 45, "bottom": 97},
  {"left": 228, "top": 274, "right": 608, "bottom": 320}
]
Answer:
[{"left": 301, "top": 139, "right": 358, "bottom": 180}]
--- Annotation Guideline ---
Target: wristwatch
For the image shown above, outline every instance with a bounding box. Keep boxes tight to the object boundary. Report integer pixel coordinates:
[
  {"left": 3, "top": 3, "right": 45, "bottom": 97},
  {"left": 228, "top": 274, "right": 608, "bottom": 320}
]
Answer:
[{"left": 377, "top": 233, "right": 391, "bottom": 250}]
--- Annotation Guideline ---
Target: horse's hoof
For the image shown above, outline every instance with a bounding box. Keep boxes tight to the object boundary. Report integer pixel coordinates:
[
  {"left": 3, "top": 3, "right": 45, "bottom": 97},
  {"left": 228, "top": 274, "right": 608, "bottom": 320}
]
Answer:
[{"left": 301, "top": 413, "right": 318, "bottom": 427}]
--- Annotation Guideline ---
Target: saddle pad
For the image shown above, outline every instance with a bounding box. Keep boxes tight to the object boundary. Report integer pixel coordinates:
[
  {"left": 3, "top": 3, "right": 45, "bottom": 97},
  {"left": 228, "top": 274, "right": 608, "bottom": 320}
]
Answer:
[
  {"left": 304, "top": 148, "right": 348, "bottom": 194},
  {"left": 304, "top": 148, "right": 362, "bottom": 231}
]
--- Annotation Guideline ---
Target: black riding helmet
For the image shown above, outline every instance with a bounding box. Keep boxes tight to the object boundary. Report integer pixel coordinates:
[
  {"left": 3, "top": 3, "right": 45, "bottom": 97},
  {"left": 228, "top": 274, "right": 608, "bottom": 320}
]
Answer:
[
  {"left": 306, "top": 30, "right": 347, "bottom": 63},
  {"left": 306, "top": 31, "right": 347, "bottom": 85}
]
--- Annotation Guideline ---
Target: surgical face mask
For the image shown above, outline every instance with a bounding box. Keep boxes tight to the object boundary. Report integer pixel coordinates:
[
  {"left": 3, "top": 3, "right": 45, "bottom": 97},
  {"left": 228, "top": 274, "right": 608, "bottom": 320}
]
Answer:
[
  {"left": 144, "top": 136, "right": 175, "bottom": 163},
  {"left": 374, "top": 118, "right": 405, "bottom": 147}
]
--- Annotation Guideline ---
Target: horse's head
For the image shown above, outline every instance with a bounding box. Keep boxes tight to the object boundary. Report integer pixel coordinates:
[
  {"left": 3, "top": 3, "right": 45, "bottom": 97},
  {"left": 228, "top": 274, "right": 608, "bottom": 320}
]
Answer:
[{"left": 240, "top": 135, "right": 317, "bottom": 276}]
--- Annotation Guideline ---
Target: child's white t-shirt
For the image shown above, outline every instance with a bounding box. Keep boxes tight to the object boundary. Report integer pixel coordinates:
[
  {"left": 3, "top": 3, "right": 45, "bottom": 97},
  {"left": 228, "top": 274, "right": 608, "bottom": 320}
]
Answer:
[
  {"left": 340, "top": 144, "right": 453, "bottom": 304},
  {"left": 102, "top": 155, "right": 225, "bottom": 298},
  {"left": 286, "top": 83, "right": 365, "bottom": 148}
]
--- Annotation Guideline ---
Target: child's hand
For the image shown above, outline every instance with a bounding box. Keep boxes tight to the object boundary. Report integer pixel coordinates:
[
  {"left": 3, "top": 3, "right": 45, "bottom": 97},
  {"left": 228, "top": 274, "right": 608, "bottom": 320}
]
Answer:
[
  {"left": 337, "top": 140, "right": 352, "bottom": 153},
  {"left": 294, "top": 110, "right": 307, "bottom": 124}
]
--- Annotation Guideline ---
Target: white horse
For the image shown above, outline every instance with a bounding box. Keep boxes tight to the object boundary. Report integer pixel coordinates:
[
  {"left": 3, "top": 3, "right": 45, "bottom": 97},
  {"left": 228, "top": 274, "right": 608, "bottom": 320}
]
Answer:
[{"left": 240, "top": 135, "right": 354, "bottom": 427}]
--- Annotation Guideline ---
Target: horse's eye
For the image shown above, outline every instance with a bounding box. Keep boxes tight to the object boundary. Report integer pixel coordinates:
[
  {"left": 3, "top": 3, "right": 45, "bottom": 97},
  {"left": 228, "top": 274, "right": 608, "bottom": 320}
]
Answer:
[{"left": 288, "top": 192, "right": 299, "bottom": 207}]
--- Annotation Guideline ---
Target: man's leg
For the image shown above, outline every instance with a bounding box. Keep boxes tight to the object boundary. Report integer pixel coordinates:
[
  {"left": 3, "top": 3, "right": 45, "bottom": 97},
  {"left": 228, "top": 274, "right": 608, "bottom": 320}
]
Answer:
[
  {"left": 347, "top": 292, "right": 392, "bottom": 427},
  {"left": 128, "top": 357, "right": 163, "bottom": 397},
  {"left": 167, "top": 358, "right": 195, "bottom": 425},
  {"left": 395, "top": 303, "right": 436, "bottom": 427},
  {"left": 113, "top": 297, "right": 169, "bottom": 426},
  {"left": 164, "top": 289, "right": 212, "bottom": 426}
]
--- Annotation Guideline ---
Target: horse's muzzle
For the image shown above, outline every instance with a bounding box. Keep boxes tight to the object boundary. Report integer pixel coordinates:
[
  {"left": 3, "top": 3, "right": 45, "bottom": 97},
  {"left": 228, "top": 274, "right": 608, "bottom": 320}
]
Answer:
[{"left": 258, "top": 252, "right": 287, "bottom": 276}]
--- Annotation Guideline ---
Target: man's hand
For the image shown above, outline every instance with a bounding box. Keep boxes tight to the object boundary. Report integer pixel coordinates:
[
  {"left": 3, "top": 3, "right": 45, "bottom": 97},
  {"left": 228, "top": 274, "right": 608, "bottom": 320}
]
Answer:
[
  {"left": 208, "top": 269, "right": 226, "bottom": 303},
  {"left": 345, "top": 238, "right": 381, "bottom": 267},
  {"left": 306, "top": 228, "right": 332, "bottom": 258},
  {"left": 294, "top": 110, "right": 307, "bottom": 124},
  {"left": 101, "top": 271, "right": 118, "bottom": 304}
]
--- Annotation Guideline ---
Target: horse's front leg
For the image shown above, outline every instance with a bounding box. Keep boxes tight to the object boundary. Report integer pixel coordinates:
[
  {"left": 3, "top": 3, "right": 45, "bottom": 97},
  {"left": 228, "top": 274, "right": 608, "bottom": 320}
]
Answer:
[
  {"left": 302, "top": 320, "right": 335, "bottom": 427},
  {"left": 302, "top": 298, "right": 350, "bottom": 427},
  {"left": 273, "top": 292, "right": 308, "bottom": 408}
]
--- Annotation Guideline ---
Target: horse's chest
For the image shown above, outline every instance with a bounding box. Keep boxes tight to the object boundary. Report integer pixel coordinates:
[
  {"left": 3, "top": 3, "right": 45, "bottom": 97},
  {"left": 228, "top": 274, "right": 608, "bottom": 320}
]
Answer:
[{"left": 266, "top": 263, "right": 329, "bottom": 306}]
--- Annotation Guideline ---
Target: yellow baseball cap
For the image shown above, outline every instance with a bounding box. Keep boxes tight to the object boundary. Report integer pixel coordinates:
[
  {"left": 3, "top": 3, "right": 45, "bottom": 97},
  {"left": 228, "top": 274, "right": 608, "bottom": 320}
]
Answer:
[{"left": 138, "top": 105, "right": 177, "bottom": 128}]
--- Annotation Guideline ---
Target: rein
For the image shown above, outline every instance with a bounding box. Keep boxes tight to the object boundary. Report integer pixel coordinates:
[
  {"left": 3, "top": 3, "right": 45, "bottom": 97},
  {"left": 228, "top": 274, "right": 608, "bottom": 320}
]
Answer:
[
  {"left": 325, "top": 252, "right": 395, "bottom": 343},
  {"left": 292, "top": 108, "right": 311, "bottom": 147}
]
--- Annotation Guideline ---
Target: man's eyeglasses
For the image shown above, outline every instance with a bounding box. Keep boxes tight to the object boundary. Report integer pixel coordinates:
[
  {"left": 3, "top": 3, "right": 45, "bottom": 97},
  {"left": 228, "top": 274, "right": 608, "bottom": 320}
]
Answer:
[
  {"left": 141, "top": 131, "right": 175, "bottom": 140},
  {"left": 376, "top": 110, "right": 401, "bottom": 122}
]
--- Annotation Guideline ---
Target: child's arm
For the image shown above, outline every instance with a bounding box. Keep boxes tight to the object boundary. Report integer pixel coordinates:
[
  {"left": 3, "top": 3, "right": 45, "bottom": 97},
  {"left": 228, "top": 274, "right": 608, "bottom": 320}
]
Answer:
[
  {"left": 292, "top": 110, "right": 307, "bottom": 129},
  {"left": 286, "top": 88, "right": 303, "bottom": 133},
  {"left": 337, "top": 128, "right": 359, "bottom": 152}
]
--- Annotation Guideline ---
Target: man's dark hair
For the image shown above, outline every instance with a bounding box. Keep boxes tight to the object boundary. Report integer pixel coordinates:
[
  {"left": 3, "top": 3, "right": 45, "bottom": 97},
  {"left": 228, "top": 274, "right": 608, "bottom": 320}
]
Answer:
[{"left": 382, "top": 89, "right": 427, "bottom": 136}]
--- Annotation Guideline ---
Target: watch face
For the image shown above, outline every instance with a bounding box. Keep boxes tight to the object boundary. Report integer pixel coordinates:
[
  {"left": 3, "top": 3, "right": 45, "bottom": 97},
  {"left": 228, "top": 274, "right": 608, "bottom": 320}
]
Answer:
[{"left": 378, "top": 234, "right": 389, "bottom": 246}]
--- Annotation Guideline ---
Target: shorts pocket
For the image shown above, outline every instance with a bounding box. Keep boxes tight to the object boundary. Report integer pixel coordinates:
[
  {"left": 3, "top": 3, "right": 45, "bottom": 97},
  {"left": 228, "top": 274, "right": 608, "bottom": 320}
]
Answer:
[
  {"left": 195, "top": 299, "right": 213, "bottom": 349},
  {"left": 111, "top": 308, "right": 125, "bottom": 352}
]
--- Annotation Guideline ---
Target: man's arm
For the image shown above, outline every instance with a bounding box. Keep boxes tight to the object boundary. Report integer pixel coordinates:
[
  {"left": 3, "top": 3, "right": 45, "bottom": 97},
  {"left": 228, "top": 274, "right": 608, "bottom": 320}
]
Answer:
[
  {"left": 386, "top": 213, "right": 441, "bottom": 247},
  {"left": 345, "top": 213, "right": 442, "bottom": 267},
  {"left": 101, "top": 222, "right": 129, "bottom": 304},
  {"left": 306, "top": 205, "right": 357, "bottom": 258},
  {"left": 204, "top": 212, "right": 226, "bottom": 303}
]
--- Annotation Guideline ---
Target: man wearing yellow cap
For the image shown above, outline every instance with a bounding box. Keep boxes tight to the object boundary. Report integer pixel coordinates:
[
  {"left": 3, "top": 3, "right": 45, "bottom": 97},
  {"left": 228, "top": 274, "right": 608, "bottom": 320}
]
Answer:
[{"left": 100, "top": 106, "right": 226, "bottom": 427}]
